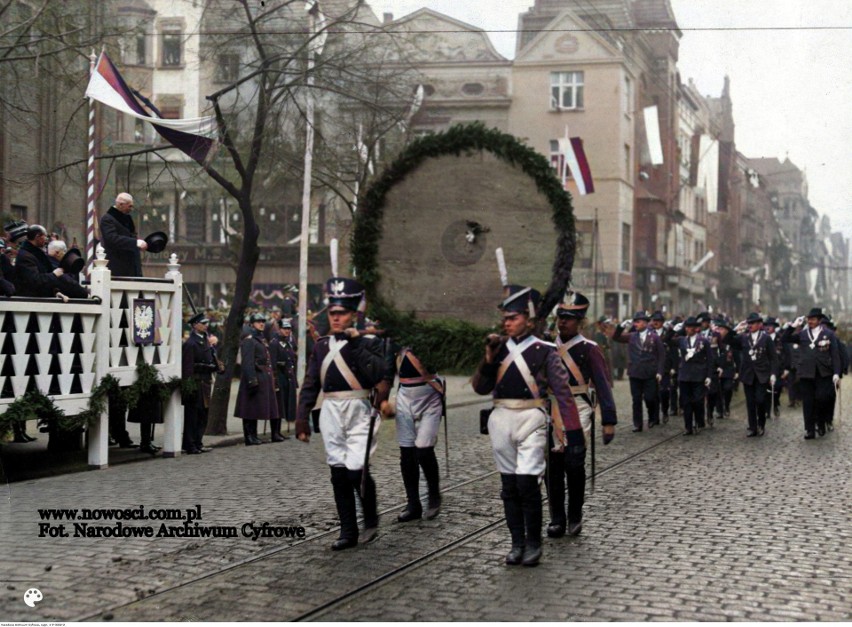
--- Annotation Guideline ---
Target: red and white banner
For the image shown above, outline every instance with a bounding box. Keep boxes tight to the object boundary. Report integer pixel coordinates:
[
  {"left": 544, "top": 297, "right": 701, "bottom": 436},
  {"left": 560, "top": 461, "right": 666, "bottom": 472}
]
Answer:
[{"left": 559, "top": 136, "right": 595, "bottom": 195}]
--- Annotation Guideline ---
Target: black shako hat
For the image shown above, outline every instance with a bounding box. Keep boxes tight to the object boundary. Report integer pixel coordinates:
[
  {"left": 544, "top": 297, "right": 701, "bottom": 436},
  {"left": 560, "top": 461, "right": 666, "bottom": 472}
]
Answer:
[
  {"left": 144, "top": 231, "right": 168, "bottom": 254},
  {"left": 499, "top": 285, "right": 541, "bottom": 318},
  {"left": 557, "top": 290, "right": 589, "bottom": 319},
  {"left": 60, "top": 247, "right": 85, "bottom": 274},
  {"left": 745, "top": 312, "right": 763, "bottom": 324},
  {"left": 806, "top": 307, "right": 826, "bottom": 320},
  {"left": 188, "top": 312, "right": 209, "bottom": 326},
  {"left": 326, "top": 277, "right": 365, "bottom": 312}
]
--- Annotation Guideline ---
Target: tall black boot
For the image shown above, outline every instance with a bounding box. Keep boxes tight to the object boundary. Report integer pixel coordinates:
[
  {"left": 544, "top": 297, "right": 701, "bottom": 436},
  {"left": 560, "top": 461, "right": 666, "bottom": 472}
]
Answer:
[
  {"left": 398, "top": 447, "right": 422, "bottom": 522},
  {"left": 417, "top": 446, "right": 441, "bottom": 519},
  {"left": 12, "top": 421, "right": 30, "bottom": 443},
  {"left": 270, "top": 419, "right": 287, "bottom": 442},
  {"left": 330, "top": 466, "right": 358, "bottom": 550},
  {"left": 565, "top": 444, "right": 587, "bottom": 536},
  {"left": 349, "top": 469, "right": 378, "bottom": 543},
  {"left": 546, "top": 443, "right": 567, "bottom": 538},
  {"left": 500, "top": 474, "right": 525, "bottom": 565},
  {"left": 516, "top": 474, "right": 543, "bottom": 566},
  {"left": 243, "top": 420, "right": 261, "bottom": 445}
]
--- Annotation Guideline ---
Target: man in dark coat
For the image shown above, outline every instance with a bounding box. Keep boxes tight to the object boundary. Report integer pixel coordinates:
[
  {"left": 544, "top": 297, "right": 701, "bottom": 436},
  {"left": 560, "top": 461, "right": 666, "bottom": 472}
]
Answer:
[
  {"left": 269, "top": 319, "right": 298, "bottom": 438},
  {"left": 15, "top": 224, "right": 89, "bottom": 298},
  {"left": 728, "top": 312, "right": 778, "bottom": 437},
  {"left": 100, "top": 192, "right": 147, "bottom": 277},
  {"left": 764, "top": 317, "right": 784, "bottom": 418},
  {"left": 713, "top": 319, "right": 738, "bottom": 418},
  {"left": 613, "top": 311, "right": 665, "bottom": 432},
  {"left": 181, "top": 312, "right": 220, "bottom": 454},
  {"left": 296, "top": 277, "right": 387, "bottom": 551},
  {"left": 0, "top": 239, "right": 14, "bottom": 297},
  {"left": 236, "top": 313, "right": 280, "bottom": 445},
  {"left": 782, "top": 309, "right": 841, "bottom": 439},
  {"left": 674, "top": 317, "right": 713, "bottom": 435}
]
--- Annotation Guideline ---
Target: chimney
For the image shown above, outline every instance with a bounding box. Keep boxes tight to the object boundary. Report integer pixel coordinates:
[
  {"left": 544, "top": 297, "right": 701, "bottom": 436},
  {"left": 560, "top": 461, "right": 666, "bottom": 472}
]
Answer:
[{"left": 383, "top": 12, "right": 393, "bottom": 24}]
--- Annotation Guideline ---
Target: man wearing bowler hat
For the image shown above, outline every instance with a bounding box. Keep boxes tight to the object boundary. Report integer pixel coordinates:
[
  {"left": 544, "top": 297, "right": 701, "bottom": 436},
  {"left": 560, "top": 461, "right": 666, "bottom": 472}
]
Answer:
[
  {"left": 295, "top": 277, "right": 387, "bottom": 550},
  {"left": 613, "top": 310, "right": 665, "bottom": 431},
  {"left": 181, "top": 312, "right": 220, "bottom": 454},
  {"left": 782, "top": 308, "right": 841, "bottom": 439},
  {"left": 674, "top": 317, "right": 712, "bottom": 435},
  {"left": 100, "top": 192, "right": 147, "bottom": 277},
  {"left": 729, "top": 313, "right": 778, "bottom": 437},
  {"left": 472, "top": 285, "right": 580, "bottom": 567},
  {"left": 763, "top": 317, "right": 784, "bottom": 418}
]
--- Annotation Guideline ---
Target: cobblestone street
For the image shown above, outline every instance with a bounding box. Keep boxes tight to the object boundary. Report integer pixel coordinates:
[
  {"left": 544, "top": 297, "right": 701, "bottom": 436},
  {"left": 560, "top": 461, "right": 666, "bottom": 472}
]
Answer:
[{"left": 2, "top": 377, "right": 851, "bottom": 621}]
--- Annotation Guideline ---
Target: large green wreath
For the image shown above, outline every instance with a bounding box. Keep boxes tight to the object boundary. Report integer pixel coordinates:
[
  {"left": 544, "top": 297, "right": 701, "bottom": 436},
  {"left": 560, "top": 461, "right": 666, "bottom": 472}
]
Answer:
[{"left": 351, "top": 122, "right": 577, "bottom": 372}]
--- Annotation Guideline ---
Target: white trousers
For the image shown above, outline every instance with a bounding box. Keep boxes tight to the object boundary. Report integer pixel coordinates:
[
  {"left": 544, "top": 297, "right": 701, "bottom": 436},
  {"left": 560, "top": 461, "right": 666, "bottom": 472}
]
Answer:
[
  {"left": 488, "top": 406, "right": 547, "bottom": 476},
  {"left": 395, "top": 384, "right": 443, "bottom": 448},
  {"left": 319, "top": 398, "right": 380, "bottom": 470},
  {"left": 577, "top": 397, "right": 594, "bottom": 444}
]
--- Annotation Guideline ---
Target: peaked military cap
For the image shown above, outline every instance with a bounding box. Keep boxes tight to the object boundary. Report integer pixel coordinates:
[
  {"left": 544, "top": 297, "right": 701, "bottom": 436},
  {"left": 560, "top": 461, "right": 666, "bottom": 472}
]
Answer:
[
  {"left": 188, "top": 312, "right": 209, "bottom": 326},
  {"left": 326, "top": 276, "right": 365, "bottom": 312},
  {"left": 499, "top": 285, "right": 541, "bottom": 318},
  {"left": 556, "top": 290, "right": 589, "bottom": 319},
  {"left": 632, "top": 310, "right": 650, "bottom": 322},
  {"left": 280, "top": 318, "right": 292, "bottom": 329},
  {"left": 249, "top": 312, "right": 266, "bottom": 324}
]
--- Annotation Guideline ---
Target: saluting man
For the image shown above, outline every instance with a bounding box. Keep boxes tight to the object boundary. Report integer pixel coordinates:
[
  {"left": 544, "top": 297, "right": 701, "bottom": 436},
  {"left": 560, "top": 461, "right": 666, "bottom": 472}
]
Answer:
[
  {"left": 472, "top": 285, "right": 580, "bottom": 567},
  {"left": 546, "top": 291, "right": 616, "bottom": 539},
  {"left": 782, "top": 308, "right": 841, "bottom": 439},
  {"left": 613, "top": 311, "right": 666, "bottom": 431},
  {"left": 674, "top": 317, "right": 713, "bottom": 435},
  {"left": 296, "top": 277, "right": 387, "bottom": 550},
  {"left": 728, "top": 313, "right": 778, "bottom": 437}
]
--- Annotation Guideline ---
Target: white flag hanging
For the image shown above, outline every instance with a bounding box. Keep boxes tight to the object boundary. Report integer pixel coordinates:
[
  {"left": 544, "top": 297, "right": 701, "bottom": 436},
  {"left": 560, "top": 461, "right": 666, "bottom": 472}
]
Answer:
[{"left": 643, "top": 105, "right": 664, "bottom": 166}]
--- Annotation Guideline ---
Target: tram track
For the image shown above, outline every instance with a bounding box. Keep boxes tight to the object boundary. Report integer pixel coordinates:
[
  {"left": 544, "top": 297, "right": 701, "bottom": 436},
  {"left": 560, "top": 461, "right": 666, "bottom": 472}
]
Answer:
[{"left": 79, "top": 394, "right": 746, "bottom": 622}]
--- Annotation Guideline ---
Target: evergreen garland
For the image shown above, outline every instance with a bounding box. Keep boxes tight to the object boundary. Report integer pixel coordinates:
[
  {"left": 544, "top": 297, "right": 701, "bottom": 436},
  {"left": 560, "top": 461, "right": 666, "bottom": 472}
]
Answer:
[{"left": 352, "top": 122, "right": 577, "bottom": 370}]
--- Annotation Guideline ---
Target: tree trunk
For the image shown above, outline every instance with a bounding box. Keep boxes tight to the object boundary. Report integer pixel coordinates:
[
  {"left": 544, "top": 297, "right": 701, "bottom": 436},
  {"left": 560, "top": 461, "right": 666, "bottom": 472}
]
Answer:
[{"left": 207, "top": 197, "right": 261, "bottom": 434}]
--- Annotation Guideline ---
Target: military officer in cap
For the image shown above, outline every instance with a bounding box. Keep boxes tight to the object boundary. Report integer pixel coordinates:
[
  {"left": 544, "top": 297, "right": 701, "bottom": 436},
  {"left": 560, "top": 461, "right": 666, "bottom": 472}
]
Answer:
[
  {"left": 181, "top": 312, "right": 221, "bottom": 453},
  {"left": 269, "top": 319, "right": 298, "bottom": 437},
  {"left": 378, "top": 338, "right": 444, "bottom": 523},
  {"left": 235, "top": 313, "right": 280, "bottom": 445},
  {"left": 729, "top": 313, "right": 778, "bottom": 437},
  {"left": 782, "top": 309, "right": 841, "bottom": 438},
  {"left": 472, "top": 285, "right": 580, "bottom": 567},
  {"left": 613, "top": 311, "right": 666, "bottom": 431},
  {"left": 296, "top": 277, "right": 387, "bottom": 550},
  {"left": 674, "top": 317, "right": 712, "bottom": 435},
  {"left": 546, "top": 291, "right": 616, "bottom": 539}
]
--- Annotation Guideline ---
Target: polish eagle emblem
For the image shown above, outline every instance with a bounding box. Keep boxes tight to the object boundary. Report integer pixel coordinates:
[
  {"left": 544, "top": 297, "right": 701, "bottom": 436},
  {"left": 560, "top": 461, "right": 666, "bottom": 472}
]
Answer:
[{"left": 330, "top": 280, "right": 345, "bottom": 295}]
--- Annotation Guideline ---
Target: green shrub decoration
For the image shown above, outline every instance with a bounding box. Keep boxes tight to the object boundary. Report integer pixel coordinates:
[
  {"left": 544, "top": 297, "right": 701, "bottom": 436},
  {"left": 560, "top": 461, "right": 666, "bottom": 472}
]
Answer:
[{"left": 352, "top": 122, "right": 577, "bottom": 371}]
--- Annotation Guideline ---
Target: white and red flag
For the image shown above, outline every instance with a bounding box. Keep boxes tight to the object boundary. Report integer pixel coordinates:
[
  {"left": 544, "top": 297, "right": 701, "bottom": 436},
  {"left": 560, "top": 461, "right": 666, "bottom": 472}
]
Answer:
[
  {"left": 558, "top": 134, "right": 595, "bottom": 195},
  {"left": 85, "top": 51, "right": 218, "bottom": 164}
]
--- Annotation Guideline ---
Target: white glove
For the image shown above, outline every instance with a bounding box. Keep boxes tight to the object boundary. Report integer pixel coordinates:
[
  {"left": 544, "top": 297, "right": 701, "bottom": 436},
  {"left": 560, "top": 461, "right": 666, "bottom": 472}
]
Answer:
[
  {"left": 655, "top": 373, "right": 662, "bottom": 383},
  {"left": 52, "top": 268, "right": 64, "bottom": 277},
  {"left": 137, "top": 239, "right": 148, "bottom": 250},
  {"left": 670, "top": 369, "right": 675, "bottom": 376},
  {"left": 704, "top": 378, "right": 711, "bottom": 388},
  {"left": 674, "top": 322, "right": 684, "bottom": 333},
  {"left": 734, "top": 321, "right": 747, "bottom": 333},
  {"left": 833, "top": 374, "right": 840, "bottom": 386},
  {"left": 781, "top": 322, "right": 791, "bottom": 331},
  {"left": 770, "top": 374, "right": 776, "bottom": 386},
  {"left": 782, "top": 370, "right": 789, "bottom": 380},
  {"left": 717, "top": 368, "right": 723, "bottom": 377},
  {"left": 793, "top": 316, "right": 805, "bottom": 328},
  {"left": 620, "top": 319, "right": 632, "bottom": 330}
]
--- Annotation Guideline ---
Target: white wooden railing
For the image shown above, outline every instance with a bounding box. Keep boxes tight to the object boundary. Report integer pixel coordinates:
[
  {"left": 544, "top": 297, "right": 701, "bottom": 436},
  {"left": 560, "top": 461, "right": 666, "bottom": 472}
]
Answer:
[{"left": 0, "top": 246, "right": 184, "bottom": 468}]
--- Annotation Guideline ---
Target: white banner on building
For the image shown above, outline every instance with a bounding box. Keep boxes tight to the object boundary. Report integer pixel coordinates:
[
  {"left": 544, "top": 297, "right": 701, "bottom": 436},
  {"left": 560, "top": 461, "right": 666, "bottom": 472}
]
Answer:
[
  {"left": 643, "top": 105, "right": 664, "bottom": 166},
  {"left": 698, "top": 134, "right": 719, "bottom": 213}
]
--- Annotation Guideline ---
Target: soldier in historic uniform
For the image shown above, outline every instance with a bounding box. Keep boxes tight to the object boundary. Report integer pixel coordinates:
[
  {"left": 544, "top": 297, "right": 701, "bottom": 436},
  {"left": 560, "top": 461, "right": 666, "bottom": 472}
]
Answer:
[
  {"left": 472, "top": 285, "right": 580, "bottom": 567},
  {"left": 782, "top": 309, "right": 841, "bottom": 438},
  {"left": 295, "top": 277, "right": 387, "bottom": 550},
  {"left": 269, "top": 319, "right": 298, "bottom": 438},
  {"left": 763, "top": 317, "right": 784, "bottom": 418},
  {"left": 713, "top": 318, "right": 738, "bottom": 419},
  {"left": 613, "top": 311, "right": 665, "bottom": 431},
  {"left": 546, "top": 291, "right": 616, "bottom": 539},
  {"left": 379, "top": 336, "right": 444, "bottom": 523},
  {"left": 181, "top": 312, "right": 220, "bottom": 454},
  {"left": 235, "top": 313, "right": 280, "bottom": 445},
  {"left": 674, "top": 317, "right": 712, "bottom": 435},
  {"left": 729, "top": 312, "right": 778, "bottom": 437}
]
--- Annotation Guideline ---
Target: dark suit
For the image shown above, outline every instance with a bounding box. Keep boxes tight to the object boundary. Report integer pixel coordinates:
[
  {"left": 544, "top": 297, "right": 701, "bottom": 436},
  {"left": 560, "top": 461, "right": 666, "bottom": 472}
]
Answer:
[
  {"left": 181, "top": 332, "right": 219, "bottom": 452},
  {"left": 13, "top": 241, "right": 64, "bottom": 297},
  {"left": 676, "top": 335, "right": 713, "bottom": 431},
  {"left": 782, "top": 325, "right": 841, "bottom": 435},
  {"left": 0, "top": 255, "right": 15, "bottom": 296},
  {"left": 100, "top": 206, "right": 142, "bottom": 277},
  {"left": 613, "top": 326, "right": 665, "bottom": 430},
  {"left": 728, "top": 330, "right": 778, "bottom": 434}
]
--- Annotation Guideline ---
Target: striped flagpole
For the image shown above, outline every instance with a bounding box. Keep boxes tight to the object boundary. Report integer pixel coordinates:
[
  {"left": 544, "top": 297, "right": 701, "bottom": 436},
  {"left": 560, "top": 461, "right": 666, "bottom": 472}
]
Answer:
[{"left": 85, "top": 49, "right": 98, "bottom": 277}]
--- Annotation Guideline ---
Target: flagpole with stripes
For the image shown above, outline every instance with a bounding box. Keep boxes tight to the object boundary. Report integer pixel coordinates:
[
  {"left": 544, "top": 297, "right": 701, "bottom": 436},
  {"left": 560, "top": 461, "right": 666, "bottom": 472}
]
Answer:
[{"left": 85, "top": 49, "right": 98, "bottom": 277}]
